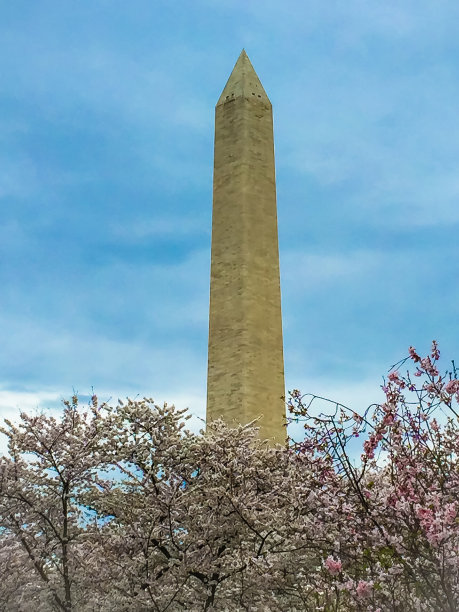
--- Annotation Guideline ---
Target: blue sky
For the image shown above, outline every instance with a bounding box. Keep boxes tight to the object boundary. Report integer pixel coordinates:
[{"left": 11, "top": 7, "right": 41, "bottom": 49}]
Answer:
[{"left": 1, "top": 0, "right": 458, "bottom": 434}]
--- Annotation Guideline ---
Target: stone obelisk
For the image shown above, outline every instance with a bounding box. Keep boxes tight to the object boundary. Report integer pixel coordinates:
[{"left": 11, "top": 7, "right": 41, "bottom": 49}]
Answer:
[{"left": 206, "top": 50, "right": 285, "bottom": 443}]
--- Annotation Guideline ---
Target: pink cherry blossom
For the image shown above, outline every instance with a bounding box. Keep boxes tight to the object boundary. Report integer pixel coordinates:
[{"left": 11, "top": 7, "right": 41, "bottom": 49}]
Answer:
[
  {"left": 445, "top": 379, "right": 459, "bottom": 394},
  {"left": 324, "top": 555, "right": 342, "bottom": 574},
  {"left": 356, "top": 579, "right": 372, "bottom": 598}
]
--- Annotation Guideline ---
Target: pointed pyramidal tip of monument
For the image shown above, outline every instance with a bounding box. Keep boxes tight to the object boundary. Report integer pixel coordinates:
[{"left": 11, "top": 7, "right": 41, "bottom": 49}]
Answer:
[{"left": 217, "top": 49, "right": 270, "bottom": 106}]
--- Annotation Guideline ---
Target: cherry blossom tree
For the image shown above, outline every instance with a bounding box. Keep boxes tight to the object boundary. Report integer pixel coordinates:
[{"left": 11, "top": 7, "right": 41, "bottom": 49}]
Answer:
[
  {"left": 80, "top": 400, "right": 345, "bottom": 610},
  {"left": 0, "top": 396, "right": 107, "bottom": 611},
  {"left": 288, "top": 341, "right": 459, "bottom": 611}
]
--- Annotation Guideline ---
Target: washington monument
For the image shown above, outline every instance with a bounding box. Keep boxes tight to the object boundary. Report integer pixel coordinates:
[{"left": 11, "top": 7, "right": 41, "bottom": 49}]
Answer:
[{"left": 206, "top": 50, "right": 285, "bottom": 443}]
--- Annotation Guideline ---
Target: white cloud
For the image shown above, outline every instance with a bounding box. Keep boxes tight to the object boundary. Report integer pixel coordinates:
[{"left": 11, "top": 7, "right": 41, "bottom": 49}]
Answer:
[
  {"left": 0, "top": 388, "right": 62, "bottom": 419},
  {"left": 0, "top": 388, "right": 64, "bottom": 454},
  {"left": 1, "top": 26, "right": 211, "bottom": 135},
  {"left": 281, "top": 249, "right": 384, "bottom": 288}
]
